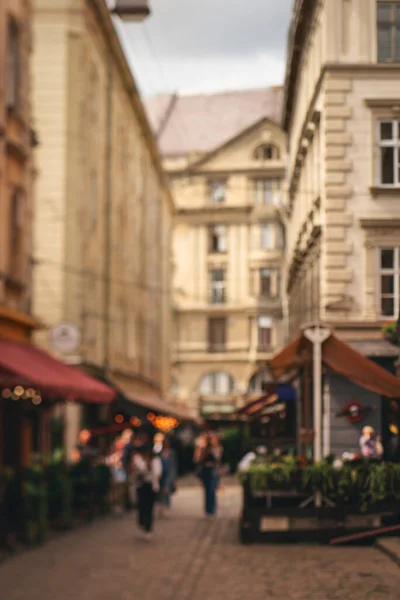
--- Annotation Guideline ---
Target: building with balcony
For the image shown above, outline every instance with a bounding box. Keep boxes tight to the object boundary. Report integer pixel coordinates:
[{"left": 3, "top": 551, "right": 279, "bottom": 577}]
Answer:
[
  {"left": 146, "top": 87, "right": 286, "bottom": 417},
  {"left": 32, "top": 0, "right": 176, "bottom": 452},
  {"left": 282, "top": 0, "right": 400, "bottom": 455}
]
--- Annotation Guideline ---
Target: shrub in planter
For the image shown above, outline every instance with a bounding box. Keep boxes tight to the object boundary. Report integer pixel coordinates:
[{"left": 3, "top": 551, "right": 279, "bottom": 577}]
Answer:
[
  {"left": 45, "top": 459, "right": 73, "bottom": 529},
  {"left": 68, "top": 461, "right": 112, "bottom": 519},
  {"left": 382, "top": 321, "right": 398, "bottom": 345},
  {"left": 222, "top": 428, "right": 247, "bottom": 474},
  {"left": 68, "top": 460, "right": 92, "bottom": 518},
  {"left": 22, "top": 466, "right": 48, "bottom": 545},
  {"left": 93, "top": 464, "right": 112, "bottom": 513},
  {"left": 240, "top": 458, "right": 400, "bottom": 512},
  {"left": 0, "top": 468, "right": 17, "bottom": 545}
]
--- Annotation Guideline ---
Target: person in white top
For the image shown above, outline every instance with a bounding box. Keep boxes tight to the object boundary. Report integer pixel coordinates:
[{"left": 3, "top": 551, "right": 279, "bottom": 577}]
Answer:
[
  {"left": 132, "top": 445, "right": 162, "bottom": 540},
  {"left": 238, "top": 445, "right": 267, "bottom": 473}
]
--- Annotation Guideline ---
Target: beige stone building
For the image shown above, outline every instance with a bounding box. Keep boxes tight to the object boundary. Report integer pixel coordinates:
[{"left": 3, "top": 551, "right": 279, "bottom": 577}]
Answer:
[
  {"left": 147, "top": 88, "right": 286, "bottom": 418},
  {"left": 32, "top": 0, "right": 175, "bottom": 449},
  {"left": 0, "top": 0, "right": 37, "bottom": 344},
  {"left": 282, "top": 0, "right": 400, "bottom": 454},
  {"left": 284, "top": 0, "right": 400, "bottom": 347}
]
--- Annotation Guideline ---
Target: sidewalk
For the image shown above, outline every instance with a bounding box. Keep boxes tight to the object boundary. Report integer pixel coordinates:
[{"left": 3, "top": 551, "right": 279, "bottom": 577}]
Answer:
[
  {"left": 0, "top": 482, "right": 399, "bottom": 600},
  {"left": 376, "top": 536, "right": 400, "bottom": 567}
]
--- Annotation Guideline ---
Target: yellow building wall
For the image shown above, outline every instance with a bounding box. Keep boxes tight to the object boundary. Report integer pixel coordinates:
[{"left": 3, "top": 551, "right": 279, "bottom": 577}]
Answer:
[
  {"left": 32, "top": 0, "right": 173, "bottom": 445},
  {"left": 170, "top": 119, "right": 286, "bottom": 415}
]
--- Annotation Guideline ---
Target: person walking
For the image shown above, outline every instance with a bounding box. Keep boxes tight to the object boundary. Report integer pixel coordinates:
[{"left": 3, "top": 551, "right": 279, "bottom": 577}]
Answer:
[
  {"left": 195, "top": 434, "right": 219, "bottom": 518},
  {"left": 132, "top": 444, "right": 162, "bottom": 541},
  {"left": 359, "top": 426, "right": 383, "bottom": 459},
  {"left": 153, "top": 432, "right": 165, "bottom": 455},
  {"left": 159, "top": 437, "right": 178, "bottom": 517}
]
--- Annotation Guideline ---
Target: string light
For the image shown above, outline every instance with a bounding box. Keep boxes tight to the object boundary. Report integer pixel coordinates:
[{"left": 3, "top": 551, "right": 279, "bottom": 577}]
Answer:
[
  {"left": 32, "top": 395, "right": 42, "bottom": 406},
  {"left": 115, "top": 414, "right": 124, "bottom": 424},
  {"left": 130, "top": 417, "right": 141, "bottom": 427},
  {"left": 1, "top": 389, "right": 11, "bottom": 399},
  {"left": 14, "top": 386, "right": 25, "bottom": 397}
]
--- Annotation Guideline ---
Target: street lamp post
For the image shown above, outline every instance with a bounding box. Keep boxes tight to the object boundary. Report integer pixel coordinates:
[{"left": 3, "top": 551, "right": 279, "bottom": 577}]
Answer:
[
  {"left": 303, "top": 325, "right": 331, "bottom": 462},
  {"left": 300, "top": 324, "right": 332, "bottom": 509}
]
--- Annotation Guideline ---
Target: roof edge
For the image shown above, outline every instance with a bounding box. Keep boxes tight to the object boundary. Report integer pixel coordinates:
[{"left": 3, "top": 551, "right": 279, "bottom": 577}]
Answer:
[{"left": 282, "top": 0, "right": 318, "bottom": 132}]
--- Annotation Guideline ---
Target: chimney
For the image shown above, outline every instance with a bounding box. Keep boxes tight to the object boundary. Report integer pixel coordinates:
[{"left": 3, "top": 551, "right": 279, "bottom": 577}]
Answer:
[{"left": 111, "top": 0, "right": 151, "bottom": 21}]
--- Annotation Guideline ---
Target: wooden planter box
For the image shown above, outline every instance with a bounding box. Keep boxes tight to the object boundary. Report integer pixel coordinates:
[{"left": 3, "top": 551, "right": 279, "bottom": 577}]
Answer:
[{"left": 239, "top": 484, "right": 400, "bottom": 544}]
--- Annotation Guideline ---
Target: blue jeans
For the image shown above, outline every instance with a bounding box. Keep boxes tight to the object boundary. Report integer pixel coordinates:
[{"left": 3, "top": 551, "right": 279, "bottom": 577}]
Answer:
[{"left": 202, "top": 467, "right": 218, "bottom": 515}]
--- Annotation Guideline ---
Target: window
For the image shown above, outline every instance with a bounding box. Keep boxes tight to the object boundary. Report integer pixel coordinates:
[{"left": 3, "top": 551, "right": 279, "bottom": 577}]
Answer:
[
  {"left": 9, "top": 191, "right": 24, "bottom": 274},
  {"left": 210, "top": 269, "right": 226, "bottom": 303},
  {"left": 253, "top": 179, "right": 280, "bottom": 205},
  {"left": 276, "top": 223, "right": 285, "bottom": 249},
  {"left": 258, "top": 316, "right": 272, "bottom": 351},
  {"left": 253, "top": 144, "right": 280, "bottom": 161},
  {"left": 379, "top": 247, "right": 400, "bottom": 317},
  {"left": 377, "top": 2, "right": 400, "bottom": 62},
  {"left": 259, "top": 268, "right": 279, "bottom": 298},
  {"left": 377, "top": 119, "right": 400, "bottom": 185},
  {"left": 6, "top": 19, "right": 19, "bottom": 110},
  {"left": 248, "top": 368, "right": 273, "bottom": 394},
  {"left": 260, "top": 223, "right": 274, "bottom": 249},
  {"left": 210, "top": 181, "right": 226, "bottom": 205},
  {"left": 209, "top": 224, "right": 227, "bottom": 253},
  {"left": 208, "top": 318, "right": 226, "bottom": 352},
  {"left": 199, "top": 372, "right": 234, "bottom": 396}
]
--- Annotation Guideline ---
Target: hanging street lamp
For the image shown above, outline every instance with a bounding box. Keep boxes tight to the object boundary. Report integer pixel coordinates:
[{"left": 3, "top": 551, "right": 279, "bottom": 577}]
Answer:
[{"left": 109, "top": 0, "right": 151, "bottom": 21}]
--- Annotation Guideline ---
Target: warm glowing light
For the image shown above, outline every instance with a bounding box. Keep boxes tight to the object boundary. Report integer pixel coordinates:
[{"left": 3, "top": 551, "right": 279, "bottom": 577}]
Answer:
[
  {"left": 152, "top": 415, "right": 180, "bottom": 433},
  {"left": 130, "top": 417, "right": 141, "bottom": 427},
  {"left": 32, "top": 395, "right": 42, "bottom": 406},
  {"left": 115, "top": 414, "right": 124, "bottom": 424},
  {"left": 1, "top": 389, "right": 11, "bottom": 399},
  {"left": 26, "top": 388, "right": 36, "bottom": 397},
  {"left": 14, "top": 386, "right": 25, "bottom": 397},
  {"left": 147, "top": 412, "right": 155, "bottom": 421}
]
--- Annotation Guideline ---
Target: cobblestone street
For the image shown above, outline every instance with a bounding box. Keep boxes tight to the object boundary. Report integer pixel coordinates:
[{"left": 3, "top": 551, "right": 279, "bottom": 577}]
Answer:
[{"left": 0, "top": 482, "right": 399, "bottom": 600}]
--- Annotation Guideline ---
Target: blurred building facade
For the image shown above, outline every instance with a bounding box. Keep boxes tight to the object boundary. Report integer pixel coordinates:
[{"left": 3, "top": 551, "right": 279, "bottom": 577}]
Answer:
[
  {"left": 282, "top": 0, "right": 400, "bottom": 454},
  {"left": 0, "top": 0, "right": 37, "bottom": 343},
  {"left": 146, "top": 88, "right": 286, "bottom": 418},
  {"left": 283, "top": 0, "right": 400, "bottom": 353},
  {"left": 32, "top": 0, "right": 174, "bottom": 453}
]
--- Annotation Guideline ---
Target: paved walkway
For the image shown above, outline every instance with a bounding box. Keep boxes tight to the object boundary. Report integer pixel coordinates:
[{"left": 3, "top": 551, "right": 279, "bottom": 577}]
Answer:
[{"left": 0, "top": 482, "right": 399, "bottom": 600}]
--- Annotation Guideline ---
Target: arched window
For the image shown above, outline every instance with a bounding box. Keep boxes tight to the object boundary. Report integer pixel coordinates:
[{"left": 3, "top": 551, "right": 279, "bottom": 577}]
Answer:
[
  {"left": 248, "top": 369, "right": 273, "bottom": 394},
  {"left": 253, "top": 144, "right": 280, "bottom": 161},
  {"left": 199, "top": 372, "right": 235, "bottom": 396}
]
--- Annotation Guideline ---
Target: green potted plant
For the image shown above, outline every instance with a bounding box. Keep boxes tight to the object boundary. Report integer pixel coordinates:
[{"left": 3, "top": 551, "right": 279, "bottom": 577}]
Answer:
[{"left": 382, "top": 321, "right": 398, "bottom": 346}]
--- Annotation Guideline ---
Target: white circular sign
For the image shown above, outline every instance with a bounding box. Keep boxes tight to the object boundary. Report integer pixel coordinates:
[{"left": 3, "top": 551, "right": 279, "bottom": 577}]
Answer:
[{"left": 50, "top": 322, "right": 81, "bottom": 354}]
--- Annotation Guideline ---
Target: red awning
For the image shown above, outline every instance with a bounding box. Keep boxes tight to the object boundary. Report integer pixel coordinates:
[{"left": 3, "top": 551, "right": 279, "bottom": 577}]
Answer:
[
  {"left": 0, "top": 340, "right": 115, "bottom": 403},
  {"left": 236, "top": 392, "right": 279, "bottom": 417}
]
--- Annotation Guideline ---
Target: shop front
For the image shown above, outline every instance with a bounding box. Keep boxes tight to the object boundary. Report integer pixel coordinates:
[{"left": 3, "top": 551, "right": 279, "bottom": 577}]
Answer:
[
  {"left": 268, "top": 329, "right": 400, "bottom": 459},
  {"left": 0, "top": 339, "right": 115, "bottom": 470},
  {"left": 237, "top": 329, "right": 400, "bottom": 544},
  {"left": 235, "top": 384, "right": 297, "bottom": 454}
]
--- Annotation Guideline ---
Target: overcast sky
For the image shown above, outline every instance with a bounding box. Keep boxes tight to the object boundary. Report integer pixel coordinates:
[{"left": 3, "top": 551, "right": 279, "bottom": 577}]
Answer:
[{"left": 117, "top": 0, "right": 293, "bottom": 98}]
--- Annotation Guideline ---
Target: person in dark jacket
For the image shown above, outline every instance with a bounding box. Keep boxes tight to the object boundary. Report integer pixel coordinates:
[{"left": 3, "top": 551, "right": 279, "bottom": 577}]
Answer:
[{"left": 195, "top": 434, "right": 220, "bottom": 518}]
